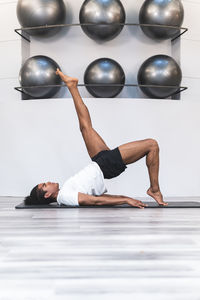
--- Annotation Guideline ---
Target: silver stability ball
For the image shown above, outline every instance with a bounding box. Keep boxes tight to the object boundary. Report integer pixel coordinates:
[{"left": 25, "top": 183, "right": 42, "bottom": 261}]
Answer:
[
  {"left": 79, "top": 0, "right": 126, "bottom": 41},
  {"left": 139, "top": 0, "right": 184, "bottom": 40},
  {"left": 137, "top": 55, "right": 182, "bottom": 98},
  {"left": 19, "top": 56, "right": 62, "bottom": 98},
  {"left": 84, "top": 58, "right": 125, "bottom": 97},
  {"left": 17, "top": 0, "right": 66, "bottom": 36}
]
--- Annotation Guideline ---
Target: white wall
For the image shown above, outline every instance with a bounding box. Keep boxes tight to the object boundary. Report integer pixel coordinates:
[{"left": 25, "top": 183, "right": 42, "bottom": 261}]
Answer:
[{"left": 0, "top": 0, "right": 200, "bottom": 197}]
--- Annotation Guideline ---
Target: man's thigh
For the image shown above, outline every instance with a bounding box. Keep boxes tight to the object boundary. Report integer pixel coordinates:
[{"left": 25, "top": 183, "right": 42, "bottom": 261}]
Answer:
[
  {"left": 81, "top": 127, "right": 110, "bottom": 158},
  {"left": 118, "top": 139, "right": 153, "bottom": 165}
]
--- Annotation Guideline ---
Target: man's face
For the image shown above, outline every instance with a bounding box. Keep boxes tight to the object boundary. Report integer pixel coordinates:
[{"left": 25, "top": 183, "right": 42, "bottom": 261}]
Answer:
[{"left": 38, "top": 182, "right": 59, "bottom": 199}]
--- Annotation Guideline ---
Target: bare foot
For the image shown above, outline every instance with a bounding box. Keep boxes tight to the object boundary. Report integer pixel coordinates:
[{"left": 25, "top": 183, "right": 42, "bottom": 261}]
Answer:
[
  {"left": 147, "top": 188, "right": 168, "bottom": 206},
  {"left": 56, "top": 68, "right": 78, "bottom": 89}
]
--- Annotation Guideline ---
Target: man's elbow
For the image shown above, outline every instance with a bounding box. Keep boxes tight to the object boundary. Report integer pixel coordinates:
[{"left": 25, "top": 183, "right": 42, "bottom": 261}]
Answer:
[
  {"left": 92, "top": 197, "right": 108, "bottom": 206},
  {"left": 80, "top": 199, "right": 103, "bottom": 206},
  {"left": 78, "top": 193, "right": 100, "bottom": 206},
  {"left": 93, "top": 199, "right": 104, "bottom": 206}
]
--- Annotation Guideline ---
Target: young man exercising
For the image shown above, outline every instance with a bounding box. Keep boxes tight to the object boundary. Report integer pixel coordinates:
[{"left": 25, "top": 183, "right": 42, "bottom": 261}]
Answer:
[{"left": 25, "top": 69, "right": 168, "bottom": 208}]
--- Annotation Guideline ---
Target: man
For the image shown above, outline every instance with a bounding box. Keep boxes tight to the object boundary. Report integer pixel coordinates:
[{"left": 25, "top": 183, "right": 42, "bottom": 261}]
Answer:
[{"left": 25, "top": 69, "right": 168, "bottom": 208}]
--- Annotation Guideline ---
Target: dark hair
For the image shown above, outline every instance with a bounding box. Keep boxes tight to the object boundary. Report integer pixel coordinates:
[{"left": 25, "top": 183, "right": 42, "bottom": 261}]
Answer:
[{"left": 24, "top": 185, "right": 54, "bottom": 206}]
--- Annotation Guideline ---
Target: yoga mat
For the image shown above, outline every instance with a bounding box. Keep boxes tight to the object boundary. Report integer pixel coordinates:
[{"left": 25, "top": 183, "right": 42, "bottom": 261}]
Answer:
[{"left": 15, "top": 201, "right": 200, "bottom": 209}]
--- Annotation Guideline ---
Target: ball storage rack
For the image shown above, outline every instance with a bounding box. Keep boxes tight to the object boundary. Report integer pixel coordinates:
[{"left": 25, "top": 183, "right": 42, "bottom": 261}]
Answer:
[
  {"left": 14, "top": 23, "right": 188, "bottom": 99},
  {"left": 14, "top": 22, "right": 188, "bottom": 43},
  {"left": 15, "top": 84, "right": 187, "bottom": 100}
]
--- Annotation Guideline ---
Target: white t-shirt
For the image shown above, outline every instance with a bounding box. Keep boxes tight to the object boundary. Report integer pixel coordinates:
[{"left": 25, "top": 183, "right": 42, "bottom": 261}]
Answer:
[{"left": 57, "top": 162, "right": 107, "bottom": 207}]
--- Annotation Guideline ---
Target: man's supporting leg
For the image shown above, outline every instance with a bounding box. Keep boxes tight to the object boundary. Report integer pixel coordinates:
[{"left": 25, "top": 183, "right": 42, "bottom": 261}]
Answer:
[{"left": 118, "top": 139, "right": 167, "bottom": 205}]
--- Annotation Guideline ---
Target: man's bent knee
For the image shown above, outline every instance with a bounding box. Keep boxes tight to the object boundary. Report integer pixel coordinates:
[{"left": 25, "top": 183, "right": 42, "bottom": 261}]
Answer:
[{"left": 146, "top": 139, "right": 159, "bottom": 151}]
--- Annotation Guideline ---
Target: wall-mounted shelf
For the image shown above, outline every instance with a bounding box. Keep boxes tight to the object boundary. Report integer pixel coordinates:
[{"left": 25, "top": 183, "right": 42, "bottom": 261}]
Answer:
[
  {"left": 15, "top": 23, "right": 188, "bottom": 43},
  {"left": 14, "top": 83, "right": 188, "bottom": 99}
]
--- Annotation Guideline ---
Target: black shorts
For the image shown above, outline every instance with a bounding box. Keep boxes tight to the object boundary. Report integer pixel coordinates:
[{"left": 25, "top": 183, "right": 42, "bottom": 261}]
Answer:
[{"left": 91, "top": 147, "right": 127, "bottom": 179}]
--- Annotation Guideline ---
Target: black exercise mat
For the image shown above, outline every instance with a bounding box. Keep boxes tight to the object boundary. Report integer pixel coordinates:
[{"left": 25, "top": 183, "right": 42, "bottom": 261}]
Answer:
[{"left": 15, "top": 201, "right": 200, "bottom": 209}]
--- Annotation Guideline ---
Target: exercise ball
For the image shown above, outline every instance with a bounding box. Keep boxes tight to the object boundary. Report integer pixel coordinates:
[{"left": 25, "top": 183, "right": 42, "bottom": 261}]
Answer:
[
  {"left": 79, "top": 0, "right": 126, "bottom": 41},
  {"left": 19, "top": 55, "right": 62, "bottom": 98},
  {"left": 84, "top": 58, "right": 125, "bottom": 97},
  {"left": 137, "top": 55, "right": 182, "bottom": 98},
  {"left": 17, "top": 0, "right": 66, "bottom": 36},
  {"left": 139, "top": 0, "right": 184, "bottom": 40}
]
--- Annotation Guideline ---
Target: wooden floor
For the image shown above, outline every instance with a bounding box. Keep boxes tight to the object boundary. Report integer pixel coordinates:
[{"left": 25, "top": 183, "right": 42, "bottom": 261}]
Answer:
[{"left": 1, "top": 197, "right": 200, "bottom": 300}]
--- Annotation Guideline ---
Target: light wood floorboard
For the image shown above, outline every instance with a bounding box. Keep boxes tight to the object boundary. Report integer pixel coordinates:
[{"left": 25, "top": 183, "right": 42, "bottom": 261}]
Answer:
[{"left": 0, "top": 197, "right": 200, "bottom": 300}]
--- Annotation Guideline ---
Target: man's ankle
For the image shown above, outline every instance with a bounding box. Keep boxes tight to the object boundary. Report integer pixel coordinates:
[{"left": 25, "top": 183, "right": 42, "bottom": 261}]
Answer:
[{"left": 150, "top": 187, "right": 160, "bottom": 193}]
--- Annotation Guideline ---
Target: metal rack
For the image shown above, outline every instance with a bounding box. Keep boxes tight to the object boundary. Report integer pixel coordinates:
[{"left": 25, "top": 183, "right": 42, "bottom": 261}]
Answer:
[
  {"left": 15, "top": 23, "right": 188, "bottom": 43},
  {"left": 15, "top": 83, "right": 187, "bottom": 100}
]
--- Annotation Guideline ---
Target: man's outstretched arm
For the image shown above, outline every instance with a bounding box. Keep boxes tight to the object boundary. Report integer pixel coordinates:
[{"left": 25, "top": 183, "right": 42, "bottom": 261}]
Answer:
[{"left": 78, "top": 193, "right": 147, "bottom": 209}]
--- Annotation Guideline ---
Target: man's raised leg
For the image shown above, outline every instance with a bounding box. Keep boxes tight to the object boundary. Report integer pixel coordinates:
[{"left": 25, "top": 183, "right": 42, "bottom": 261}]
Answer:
[{"left": 56, "top": 69, "right": 110, "bottom": 158}]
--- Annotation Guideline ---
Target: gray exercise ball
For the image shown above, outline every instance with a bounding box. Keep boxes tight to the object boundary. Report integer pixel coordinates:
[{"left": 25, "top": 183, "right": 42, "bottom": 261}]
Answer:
[
  {"left": 17, "top": 0, "right": 66, "bottom": 36},
  {"left": 139, "top": 0, "right": 184, "bottom": 40},
  {"left": 137, "top": 55, "right": 182, "bottom": 98},
  {"left": 84, "top": 58, "right": 125, "bottom": 97},
  {"left": 19, "top": 56, "right": 62, "bottom": 98},
  {"left": 79, "top": 0, "right": 126, "bottom": 41}
]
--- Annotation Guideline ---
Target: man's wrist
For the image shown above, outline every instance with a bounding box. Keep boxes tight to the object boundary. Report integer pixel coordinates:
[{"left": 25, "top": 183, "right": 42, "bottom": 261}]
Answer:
[{"left": 125, "top": 197, "right": 133, "bottom": 205}]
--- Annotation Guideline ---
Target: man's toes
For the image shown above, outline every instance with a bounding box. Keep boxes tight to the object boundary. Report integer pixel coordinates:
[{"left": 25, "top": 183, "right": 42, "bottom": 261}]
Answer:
[
  {"left": 159, "top": 202, "right": 168, "bottom": 206},
  {"left": 138, "top": 205, "right": 145, "bottom": 209}
]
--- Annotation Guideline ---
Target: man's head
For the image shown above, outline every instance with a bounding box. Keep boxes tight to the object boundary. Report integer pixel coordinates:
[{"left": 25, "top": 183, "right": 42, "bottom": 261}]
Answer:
[{"left": 24, "top": 182, "right": 59, "bottom": 205}]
